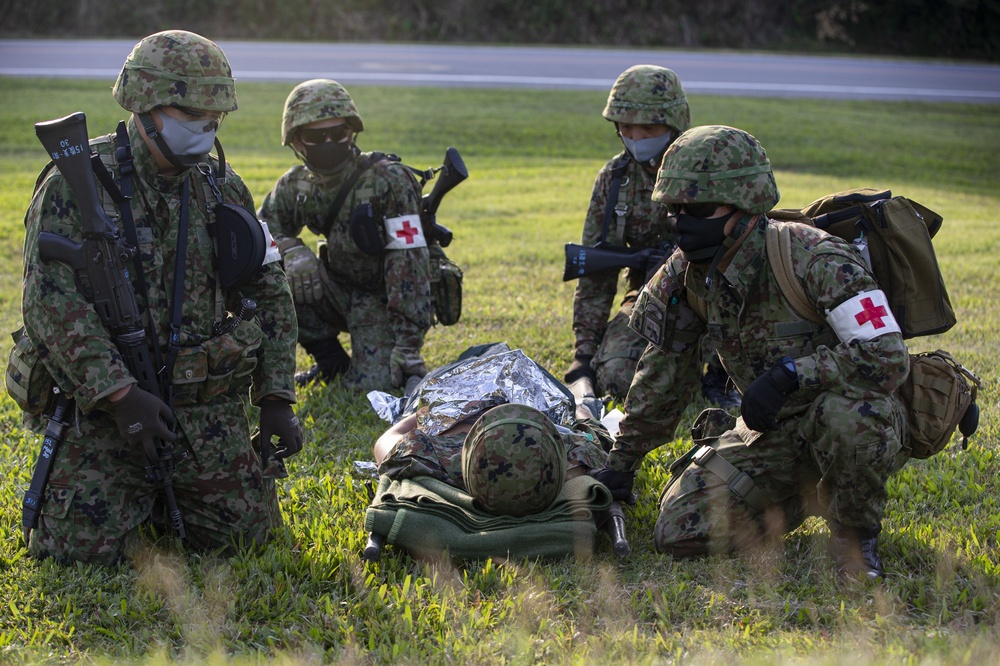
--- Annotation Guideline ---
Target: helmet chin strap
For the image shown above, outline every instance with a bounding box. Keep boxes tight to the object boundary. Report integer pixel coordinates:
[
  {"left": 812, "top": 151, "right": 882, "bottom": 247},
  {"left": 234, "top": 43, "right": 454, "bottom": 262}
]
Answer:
[
  {"left": 138, "top": 112, "right": 212, "bottom": 171},
  {"left": 704, "top": 212, "right": 756, "bottom": 289}
]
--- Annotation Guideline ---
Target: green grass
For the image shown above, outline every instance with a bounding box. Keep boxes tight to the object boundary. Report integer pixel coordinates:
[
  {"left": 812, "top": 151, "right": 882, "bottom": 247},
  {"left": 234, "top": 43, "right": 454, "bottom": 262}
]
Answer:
[{"left": 0, "top": 76, "right": 998, "bottom": 664}]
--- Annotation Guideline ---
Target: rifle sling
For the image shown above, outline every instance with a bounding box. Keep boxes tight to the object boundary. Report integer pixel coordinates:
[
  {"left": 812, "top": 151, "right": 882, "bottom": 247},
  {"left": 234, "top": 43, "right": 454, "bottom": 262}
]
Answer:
[
  {"left": 90, "top": 123, "right": 168, "bottom": 383},
  {"left": 600, "top": 154, "right": 631, "bottom": 246},
  {"left": 319, "top": 154, "right": 377, "bottom": 238}
]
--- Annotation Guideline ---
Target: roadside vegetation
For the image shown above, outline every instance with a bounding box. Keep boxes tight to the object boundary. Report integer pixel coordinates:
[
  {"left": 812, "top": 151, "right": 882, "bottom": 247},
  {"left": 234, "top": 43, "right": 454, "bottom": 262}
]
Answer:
[{"left": 0, "top": 77, "right": 997, "bottom": 664}]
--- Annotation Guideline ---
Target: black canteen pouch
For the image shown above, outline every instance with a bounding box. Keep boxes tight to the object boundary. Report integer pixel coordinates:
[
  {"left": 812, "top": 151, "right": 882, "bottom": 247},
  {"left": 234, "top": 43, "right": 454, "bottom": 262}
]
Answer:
[
  {"left": 349, "top": 202, "right": 386, "bottom": 257},
  {"left": 215, "top": 203, "right": 266, "bottom": 289}
]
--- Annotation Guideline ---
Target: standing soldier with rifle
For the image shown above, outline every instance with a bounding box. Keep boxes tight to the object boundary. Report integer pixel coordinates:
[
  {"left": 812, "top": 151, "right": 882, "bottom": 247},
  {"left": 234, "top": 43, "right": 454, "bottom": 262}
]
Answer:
[
  {"left": 10, "top": 31, "right": 301, "bottom": 565},
  {"left": 259, "top": 79, "right": 447, "bottom": 391},
  {"left": 564, "top": 65, "right": 739, "bottom": 408}
]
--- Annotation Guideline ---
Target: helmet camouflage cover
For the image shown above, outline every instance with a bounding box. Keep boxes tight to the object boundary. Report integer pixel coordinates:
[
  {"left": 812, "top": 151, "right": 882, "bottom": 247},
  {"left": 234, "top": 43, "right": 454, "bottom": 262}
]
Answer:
[
  {"left": 653, "top": 125, "right": 780, "bottom": 214},
  {"left": 281, "top": 78, "right": 364, "bottom": 146},
  {"left": 603, "top": 64, "right": 691, "bottom": 133},
  {"left": 461, "top": 403, "right": 566, "bottom": 517},
  {"left": 112, "top": 30, "right": 237, "bottom": 114}
]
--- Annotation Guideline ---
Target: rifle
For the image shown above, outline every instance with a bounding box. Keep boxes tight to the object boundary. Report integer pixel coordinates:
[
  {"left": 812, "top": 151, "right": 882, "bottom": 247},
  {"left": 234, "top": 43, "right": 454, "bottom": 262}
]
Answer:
[
  {"left": 33, "top": 112, "right": 186, "bottom": 539},
  {"left": 562, "top": 242, "right": 671, "bottom": 283},
  {"left": 419, "top": 147, "right": 467, "bottom": 247},
  {"left": 566, "top": 373, "right": 630, "bottom": 558}
]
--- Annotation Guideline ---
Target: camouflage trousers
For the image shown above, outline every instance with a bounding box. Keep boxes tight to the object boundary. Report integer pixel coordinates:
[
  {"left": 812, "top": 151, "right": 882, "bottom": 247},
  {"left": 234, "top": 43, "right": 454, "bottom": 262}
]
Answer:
[
  {"left": 28, "top": 397, "right": 281, "bottom": 566},
  {"left": 592, "top": 292, "right": 646, "bottom": 401},
  {"left": 296, "top": 279, "right": 409, "bottom": 391},
  {"left": 655, "top": 391, "right": 909, "bottom": 557}
]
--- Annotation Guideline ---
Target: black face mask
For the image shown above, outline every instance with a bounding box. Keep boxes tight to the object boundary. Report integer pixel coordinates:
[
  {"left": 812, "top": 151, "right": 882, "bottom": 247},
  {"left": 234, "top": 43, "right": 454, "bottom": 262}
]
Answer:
[
  {"left": 675, "top": 212, "right": 729, "bottom": 263},
  {"left": 302, "top": 140, "right": 354, "bottom": 173}
]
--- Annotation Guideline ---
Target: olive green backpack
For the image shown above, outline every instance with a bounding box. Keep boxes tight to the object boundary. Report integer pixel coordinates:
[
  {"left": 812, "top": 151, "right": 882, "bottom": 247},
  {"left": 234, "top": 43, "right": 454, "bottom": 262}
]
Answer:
[{"left": 767, "top": 189, "right": 979, "bottom": 457}]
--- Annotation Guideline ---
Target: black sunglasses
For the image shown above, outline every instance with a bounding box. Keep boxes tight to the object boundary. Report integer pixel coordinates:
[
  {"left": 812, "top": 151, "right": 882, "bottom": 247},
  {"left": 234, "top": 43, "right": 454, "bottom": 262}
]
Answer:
[{"left": 298, "top": 125, "right": 352, "bottom": 145}]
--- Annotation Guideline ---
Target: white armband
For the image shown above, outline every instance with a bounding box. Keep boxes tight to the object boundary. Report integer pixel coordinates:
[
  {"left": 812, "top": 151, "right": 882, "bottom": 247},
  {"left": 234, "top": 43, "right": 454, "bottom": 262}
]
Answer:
[
  {"left": 384, "top": 214, "right": 427, "bottom": 250},
  {"left": 825, "top": 290, "right": 901, "bottom": 343},
  {"left": 260, "top": 221, "right": 282, "bottom": 265}
]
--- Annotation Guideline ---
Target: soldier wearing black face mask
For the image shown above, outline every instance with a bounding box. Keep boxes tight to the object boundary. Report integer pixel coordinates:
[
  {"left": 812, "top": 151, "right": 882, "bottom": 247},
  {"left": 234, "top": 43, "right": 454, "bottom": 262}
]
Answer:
[
  {"left": 258, "top": 79, "right": 432, "bottom": 392},
  {"left": 594, "top": 125, "right": 911, "bottom": 582},
  {"left": 564, "top": 65, "right": 740, "bottom": 408}
]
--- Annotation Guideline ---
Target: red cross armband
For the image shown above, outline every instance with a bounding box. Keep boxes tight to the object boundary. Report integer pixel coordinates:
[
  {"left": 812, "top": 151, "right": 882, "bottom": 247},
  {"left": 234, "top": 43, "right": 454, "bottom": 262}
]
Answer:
[
  {"left": 384, "top": 214, "right": 427, "bottom": 250},
  {"left": 825, "top": 290, "right": 901, "bottom": 343}
]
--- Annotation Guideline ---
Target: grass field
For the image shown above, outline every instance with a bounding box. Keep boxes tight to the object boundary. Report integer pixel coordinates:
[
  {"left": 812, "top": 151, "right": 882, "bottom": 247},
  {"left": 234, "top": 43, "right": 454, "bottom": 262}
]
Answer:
[{"left": 0, "top": 76, "right": 998, "bottom": 664}]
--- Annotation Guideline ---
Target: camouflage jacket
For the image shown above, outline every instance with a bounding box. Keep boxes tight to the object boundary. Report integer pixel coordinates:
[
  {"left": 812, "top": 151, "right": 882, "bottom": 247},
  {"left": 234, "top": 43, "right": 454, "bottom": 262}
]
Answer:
[
  {"left": 606, "top": 219, "right": 910, "bottom": 472},
  {"left": 22, "top": 117, "right": 298, "bottom": 414},
  {"left": 572, "top": 152, "right": 676, "bottom": 358},
  {"left": 258, "top": 151, "right": 433, "bottom": 347}
]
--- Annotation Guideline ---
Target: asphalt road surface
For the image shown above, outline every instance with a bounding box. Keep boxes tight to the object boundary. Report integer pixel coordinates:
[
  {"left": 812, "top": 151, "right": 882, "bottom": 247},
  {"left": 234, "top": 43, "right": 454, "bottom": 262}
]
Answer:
[{"left": 2, "top": 40, "right": 998, "bottom": 103}]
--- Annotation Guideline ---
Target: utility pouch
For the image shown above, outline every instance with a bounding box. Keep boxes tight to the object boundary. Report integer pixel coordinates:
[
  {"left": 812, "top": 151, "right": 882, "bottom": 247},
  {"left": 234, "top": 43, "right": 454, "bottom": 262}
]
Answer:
[
  {"left": 171, "top": 346, "right": 208, "bottom": 406},
  {"left": 429, "top": 243, "right": 463, "bottom": 326},
  {"left": 215, "top": 203, "right": 266, "bottom": 289},
  {"left": 172, "top": 317, "right": 263, "bottom": 405},
  {"left": 5, "top": 328, "right": 56, "bottom": 416},
  {"left": 899, "top": 350, "right": 980, "bottom": 458},
  {"left": 349, "top": 202, "right": 385, "bottom": 256}
]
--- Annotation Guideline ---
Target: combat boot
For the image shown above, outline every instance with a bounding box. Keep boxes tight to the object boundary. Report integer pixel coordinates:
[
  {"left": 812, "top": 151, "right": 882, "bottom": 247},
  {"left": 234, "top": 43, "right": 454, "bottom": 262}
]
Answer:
[
  {"left": 701, "top": 359, "right": 741, "bottom": 408},
  {"left": 830, "top": 523, "right": 885, "bottom": 581},
  {"left": 296, "top": 338, "right": 350, "bottom": 386}
]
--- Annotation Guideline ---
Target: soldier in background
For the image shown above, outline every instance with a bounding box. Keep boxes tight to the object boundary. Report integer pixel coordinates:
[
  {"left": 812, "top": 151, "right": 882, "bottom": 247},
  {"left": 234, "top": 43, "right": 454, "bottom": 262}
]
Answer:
[
  {"left": 258, "top": 79, "right": 433, "bottom": 391},
  {"left": 565, "top": 65, "right": 739, "bottom": 407},
  {"left": 594, "top": 126, "right": 911, "bottom": 580},
  {"left": 13, "top": 30, "right": 301, "bottom": 565}
]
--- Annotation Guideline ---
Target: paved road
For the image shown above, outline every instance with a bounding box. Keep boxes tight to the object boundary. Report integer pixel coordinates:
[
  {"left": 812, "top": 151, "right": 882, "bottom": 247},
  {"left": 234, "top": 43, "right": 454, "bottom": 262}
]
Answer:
[{"left": 2, "top": 39, "right": 999, "bottom": 103}]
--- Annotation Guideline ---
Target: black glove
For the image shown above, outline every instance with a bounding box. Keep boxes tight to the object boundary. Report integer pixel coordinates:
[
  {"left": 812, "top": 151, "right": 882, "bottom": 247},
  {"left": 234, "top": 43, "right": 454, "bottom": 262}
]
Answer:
[
  {"left": 740, "top": 357, "right": 799, "bottom": 432},
  {"left": 564, "top": 353, "right": 596, "bottom": 385},
  {"left": 110, "top": 386, "right": 177, "bottom": 449},
  {"left": 259, "top": 400, "right": 303, "bottom": 459},
  {"left": 592, "top": 467, "right": 636, "bottom": 501}
]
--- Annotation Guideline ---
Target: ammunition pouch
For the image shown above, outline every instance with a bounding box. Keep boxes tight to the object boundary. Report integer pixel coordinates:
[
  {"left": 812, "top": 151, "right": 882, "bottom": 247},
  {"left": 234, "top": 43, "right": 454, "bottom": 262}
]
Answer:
[
  {"left": 350, "top": 202, "right": 385, "bottom": 256},
  {"left": 5, "top": 328, "right": 56, "bottom": 416},
  {"left": 215, "top": 203, "right": 266, "bottom": 289},
  {"left": 171, "top": 318, "right": 262, "bottom": 406},
  {"left": 429, "top": 243, "right": 463, "bottom": 326}
]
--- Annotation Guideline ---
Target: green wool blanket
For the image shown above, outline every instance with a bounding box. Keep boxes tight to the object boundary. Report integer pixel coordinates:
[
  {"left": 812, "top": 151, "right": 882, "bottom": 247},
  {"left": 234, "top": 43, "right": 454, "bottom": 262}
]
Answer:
[{"left": 364, "top": 474, "right": 613, "bottom": 560}]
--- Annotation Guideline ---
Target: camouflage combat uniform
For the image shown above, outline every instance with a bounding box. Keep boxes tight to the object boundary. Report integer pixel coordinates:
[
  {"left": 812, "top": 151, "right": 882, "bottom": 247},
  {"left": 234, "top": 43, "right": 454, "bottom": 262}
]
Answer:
[
  {"left": 572, "top": 155, "right": 675, "bottom": 398},
  {"left": 259, "top": 79, "right": 433, "bottom": 391},
  {"left": 258, "top": 155, "right": 432, "bottom": 390},
  {"left": 606, "top": 125, "right": 911, "bottom": 556},
  {"left": 379, "top": 404, "right": 608, "bottom": 515},
  {"left": 21, "top": 117, "right": 297, "bottom": 565}
]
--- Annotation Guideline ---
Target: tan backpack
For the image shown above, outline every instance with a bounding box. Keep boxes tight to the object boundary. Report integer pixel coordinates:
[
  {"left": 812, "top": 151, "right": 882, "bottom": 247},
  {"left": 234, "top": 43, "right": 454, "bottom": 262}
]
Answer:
[{"left": 764, "top": 218, "right": 981, "bottom": 457}]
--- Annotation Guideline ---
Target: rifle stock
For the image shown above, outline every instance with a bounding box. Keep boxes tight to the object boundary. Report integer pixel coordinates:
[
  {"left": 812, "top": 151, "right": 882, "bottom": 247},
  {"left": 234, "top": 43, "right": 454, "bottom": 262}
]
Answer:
[
  {"left": 420, "top": 147, "right": 467, "bottom": 247},
  {"left": 34, "top": 112, "right": 186, "bottom": 539}
]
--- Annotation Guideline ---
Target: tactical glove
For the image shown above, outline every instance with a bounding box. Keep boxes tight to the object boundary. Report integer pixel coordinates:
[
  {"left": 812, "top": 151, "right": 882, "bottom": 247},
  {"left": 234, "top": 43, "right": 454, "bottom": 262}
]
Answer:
[
  {"left": 564, "top": 353, "right": 596, "bottom": 385},
  {"left": 592, "top": 467, "right": 636, "bottom": 501},
  {"left": 281, "top": 241, "right": 325, "bottom": 305},
  {"left": 740, "top": 357, "right": 799, "bottom": 432},
  {"left": 110, "top": 386, "right": 177, "bottom": 449},
  {"left": 259, "top": 399, "right": 303, "bottom": 460},
  {"left": 389, "top": 346, "right": 427, "bottom": 389}
]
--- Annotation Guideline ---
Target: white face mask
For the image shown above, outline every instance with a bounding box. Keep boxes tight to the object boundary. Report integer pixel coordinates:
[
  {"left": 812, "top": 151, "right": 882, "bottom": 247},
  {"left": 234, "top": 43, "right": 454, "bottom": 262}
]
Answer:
[
  {"left": 622, "top": 131, "right": 673, "bottom": 165},
  {"left": 157, "top": 112, "right": 218, "bottom": 158}
]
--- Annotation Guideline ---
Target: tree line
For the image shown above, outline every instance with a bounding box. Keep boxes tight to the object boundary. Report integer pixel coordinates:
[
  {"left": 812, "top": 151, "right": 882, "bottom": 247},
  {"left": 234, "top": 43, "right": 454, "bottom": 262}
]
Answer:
[{"left": 1, "top": 0, "right": 996, "bottom": 61}]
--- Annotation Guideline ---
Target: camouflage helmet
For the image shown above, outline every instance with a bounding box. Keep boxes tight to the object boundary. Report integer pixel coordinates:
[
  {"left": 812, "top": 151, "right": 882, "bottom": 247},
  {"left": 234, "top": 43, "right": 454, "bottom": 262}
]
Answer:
[
  {"left": 603, "top": 65, "right": 691, "bottom": 133},
  {"left": 462, "top": 404, "right": 565, "bottom": 517},
  {"left": 653, "top": 125, "right": 780, "bottom": 214},
  {"left": 281, "top": 79, "right": 364, "bottom": 146},
  {"left": 112, "top": 30, "right": 237, "bottom": 114}
]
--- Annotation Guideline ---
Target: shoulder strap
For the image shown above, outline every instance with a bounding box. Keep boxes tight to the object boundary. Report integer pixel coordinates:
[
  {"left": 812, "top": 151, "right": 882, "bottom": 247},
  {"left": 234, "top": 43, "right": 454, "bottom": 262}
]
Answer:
[
  {"left": 319, "top": 153, "right": 378, "bottom": 238},
  {"left": 765, "top": 222, "right": 824, "bottom": 324},
  {"left": 600, "top": 154, "right": 631, "bottom": 246}
]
